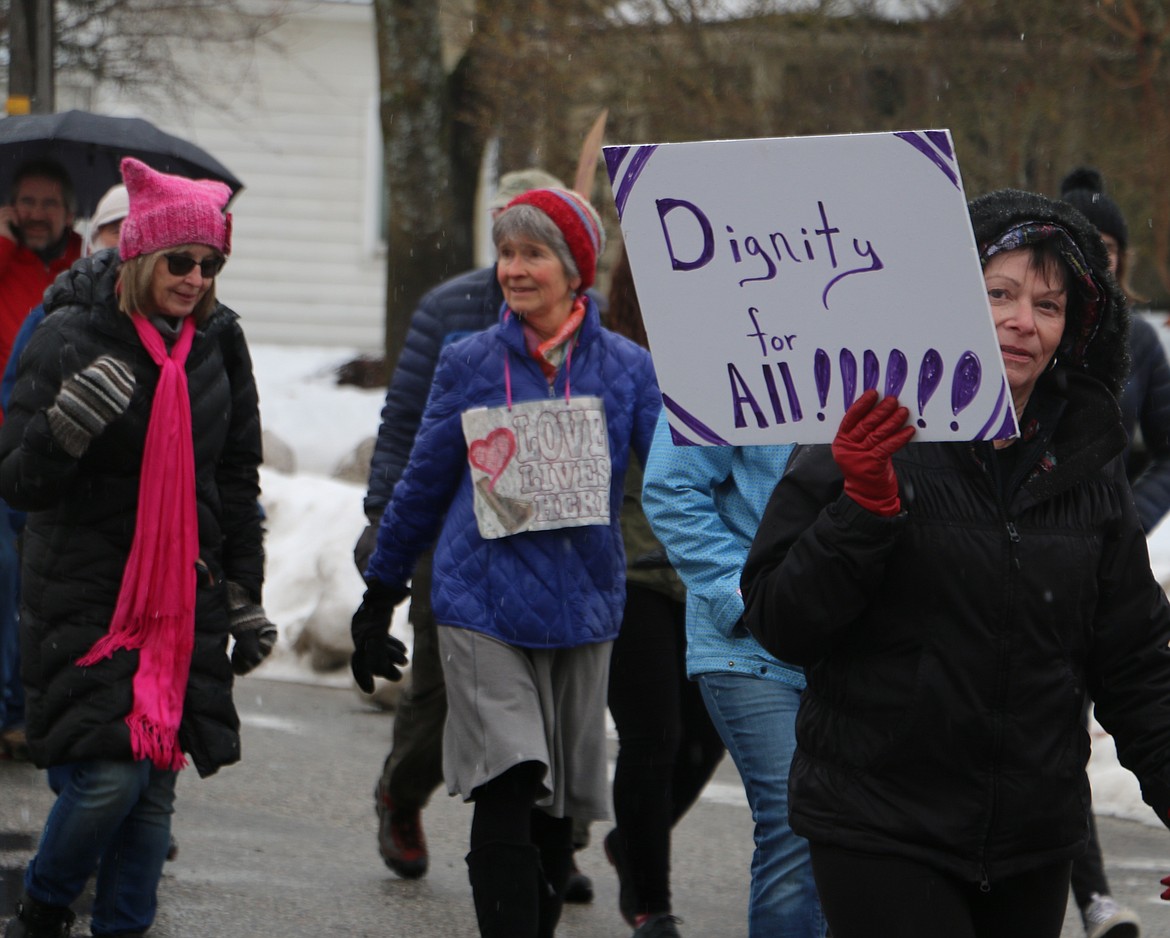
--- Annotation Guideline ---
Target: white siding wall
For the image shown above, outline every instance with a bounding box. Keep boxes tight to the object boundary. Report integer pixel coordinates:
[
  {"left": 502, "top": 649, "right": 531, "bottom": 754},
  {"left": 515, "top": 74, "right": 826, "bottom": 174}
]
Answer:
[{"left": 94, "top": 0, "right": 385, "bottom": 351}]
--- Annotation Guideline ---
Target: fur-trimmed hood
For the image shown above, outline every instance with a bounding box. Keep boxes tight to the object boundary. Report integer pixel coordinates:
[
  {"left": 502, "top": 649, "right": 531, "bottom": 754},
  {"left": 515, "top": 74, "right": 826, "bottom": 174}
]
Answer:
[{"left": 968, "top": 188, "right": 1130, "bottom": 398}]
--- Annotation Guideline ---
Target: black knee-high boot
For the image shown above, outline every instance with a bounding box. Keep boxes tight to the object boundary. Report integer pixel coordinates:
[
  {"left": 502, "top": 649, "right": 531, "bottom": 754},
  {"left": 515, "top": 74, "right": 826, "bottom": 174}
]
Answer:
[
  {"left": 466, "top": 843, "right": 541, "bottom": 938},
  {"left": 536, "top": 845, "right": 574, "bottom": 938}
]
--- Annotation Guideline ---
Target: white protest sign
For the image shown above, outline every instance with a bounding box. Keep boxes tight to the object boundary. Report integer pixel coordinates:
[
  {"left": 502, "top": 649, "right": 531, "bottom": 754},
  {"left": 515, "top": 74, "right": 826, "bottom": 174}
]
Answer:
[
  {"left": 461, "top": 396, "right": 612, "bottom": 539},
  {"left": 605, "top": 130, "right": 1018, "bottom": 444}
]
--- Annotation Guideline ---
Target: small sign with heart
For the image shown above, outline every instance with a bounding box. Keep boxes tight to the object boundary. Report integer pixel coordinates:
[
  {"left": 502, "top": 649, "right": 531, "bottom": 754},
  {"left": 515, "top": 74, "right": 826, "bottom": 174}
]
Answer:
[{"left": 462, "top": 396, "right": 612, "bottom": 539}]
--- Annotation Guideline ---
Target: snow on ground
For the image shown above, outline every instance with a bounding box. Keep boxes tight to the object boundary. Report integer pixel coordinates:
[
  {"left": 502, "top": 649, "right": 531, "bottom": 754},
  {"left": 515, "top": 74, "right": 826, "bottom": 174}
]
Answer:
[
  {"left": 246, "top": 344, "right": 409, "bottom": 700},
  {"left": 249, "top": 342, "right": 1164, "bottom": 821}
]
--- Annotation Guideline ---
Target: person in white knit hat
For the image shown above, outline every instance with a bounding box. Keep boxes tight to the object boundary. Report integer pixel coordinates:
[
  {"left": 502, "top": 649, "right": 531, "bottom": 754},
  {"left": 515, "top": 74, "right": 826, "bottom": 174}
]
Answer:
[{"left": 86, "top": 183, "right": 130, "bottom": 255}]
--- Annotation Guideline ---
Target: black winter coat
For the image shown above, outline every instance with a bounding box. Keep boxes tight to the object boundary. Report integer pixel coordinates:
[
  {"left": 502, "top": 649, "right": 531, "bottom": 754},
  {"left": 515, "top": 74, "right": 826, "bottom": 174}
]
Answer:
[
  {"left": 364, "top": 265, "right": 502, "bottom": 519},
  {"left": 0, "top": 252, "right": 263, "bottom": 777},
  {"left": 742, "top": 371, "right": 1170, "bottom": 886}
]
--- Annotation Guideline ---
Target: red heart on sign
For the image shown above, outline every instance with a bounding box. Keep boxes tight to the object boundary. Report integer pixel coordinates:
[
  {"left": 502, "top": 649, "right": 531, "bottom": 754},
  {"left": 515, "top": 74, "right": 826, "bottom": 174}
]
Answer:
[{"left": 468, "top": 427, "right": 517, "bottom": 491}]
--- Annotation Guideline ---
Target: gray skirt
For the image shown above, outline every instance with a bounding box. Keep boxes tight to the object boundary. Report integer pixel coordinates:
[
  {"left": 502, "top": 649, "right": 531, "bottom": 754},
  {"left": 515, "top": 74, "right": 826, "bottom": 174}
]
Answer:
[{"left": 437, "top": 625, "right": 612, "bottom": 821}]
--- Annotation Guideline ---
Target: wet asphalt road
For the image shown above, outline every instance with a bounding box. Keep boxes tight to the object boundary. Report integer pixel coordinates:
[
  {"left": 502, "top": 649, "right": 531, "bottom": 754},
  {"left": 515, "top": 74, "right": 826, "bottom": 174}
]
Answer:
[{"left": 2, "top": 677, "right": 1169, "bottom": 937}]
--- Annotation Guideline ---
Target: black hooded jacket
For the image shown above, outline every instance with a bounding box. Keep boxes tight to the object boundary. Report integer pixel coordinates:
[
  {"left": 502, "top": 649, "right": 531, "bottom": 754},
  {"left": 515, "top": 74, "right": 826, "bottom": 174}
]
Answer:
[
  {"left": 0, "top": 251, "right": 263, "bottom": 777},
  {"left": 740, "top": 190, "right": 1170, "bottom": 885}
]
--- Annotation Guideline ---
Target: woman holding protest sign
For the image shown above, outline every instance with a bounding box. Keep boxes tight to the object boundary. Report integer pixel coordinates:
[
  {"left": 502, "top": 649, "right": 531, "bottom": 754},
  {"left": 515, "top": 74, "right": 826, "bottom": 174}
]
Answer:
[
  {"left": 351, "top": 187, "right": 662, "bottom": 938},
  {"left": 741, "top": 188, "right": 1170, "bottom": 938}
]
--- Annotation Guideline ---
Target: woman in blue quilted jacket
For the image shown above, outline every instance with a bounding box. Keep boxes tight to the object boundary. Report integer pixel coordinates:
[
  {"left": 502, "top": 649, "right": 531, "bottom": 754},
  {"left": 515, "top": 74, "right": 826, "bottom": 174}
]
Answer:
[{"left": 350, "top": 187, "right": 662, "bottom": 938}]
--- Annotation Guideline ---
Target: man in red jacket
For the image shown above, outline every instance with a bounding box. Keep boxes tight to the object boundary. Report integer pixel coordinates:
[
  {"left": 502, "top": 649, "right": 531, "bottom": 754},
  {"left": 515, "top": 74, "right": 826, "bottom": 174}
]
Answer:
[
  {"left": 0, "top": 160, "right": 82, "bottom": 378},
  {"left": 0, "top": 160, "right": 80, "bottom": 763}
]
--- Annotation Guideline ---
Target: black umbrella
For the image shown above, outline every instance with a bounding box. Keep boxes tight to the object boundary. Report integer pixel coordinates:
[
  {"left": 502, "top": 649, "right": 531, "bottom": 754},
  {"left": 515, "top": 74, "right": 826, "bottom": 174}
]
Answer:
[{"left": 0, "top": 110, "right": 245, "bottom": 217}]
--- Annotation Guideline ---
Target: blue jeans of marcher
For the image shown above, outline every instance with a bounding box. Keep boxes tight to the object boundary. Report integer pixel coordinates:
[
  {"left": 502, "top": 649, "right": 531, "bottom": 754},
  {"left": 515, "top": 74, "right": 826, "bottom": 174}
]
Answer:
[
  {"left": 25, "top": 759, "right": 177, "bottom": 936},
  {"left": 698, "top": 671, "right": 824, "bottom": 938},
  {"left": 0, "top": 506, "right": 23, "bottom": 730}
]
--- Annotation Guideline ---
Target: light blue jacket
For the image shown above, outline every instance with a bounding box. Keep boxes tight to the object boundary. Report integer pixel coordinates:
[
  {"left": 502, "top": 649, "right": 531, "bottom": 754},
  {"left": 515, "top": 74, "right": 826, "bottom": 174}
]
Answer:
[{"left": 642, "top": 410, "right": 803, "bottom": 686}]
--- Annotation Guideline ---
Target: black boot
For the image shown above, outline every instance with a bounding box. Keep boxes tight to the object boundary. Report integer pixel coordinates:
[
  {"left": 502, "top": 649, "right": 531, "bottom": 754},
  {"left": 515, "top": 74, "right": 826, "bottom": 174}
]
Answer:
[
  {"left": 466, "top": 843, "right": 541, "bottom": 938},
  {"left": 4, "top": 893, "right": 75, "bottom": 938},
  {"left": 531, "top": 811, "right": 575, "bottom": 937},
  {"left": 536, "top": 844, "right": 574, "bottom": 938}
]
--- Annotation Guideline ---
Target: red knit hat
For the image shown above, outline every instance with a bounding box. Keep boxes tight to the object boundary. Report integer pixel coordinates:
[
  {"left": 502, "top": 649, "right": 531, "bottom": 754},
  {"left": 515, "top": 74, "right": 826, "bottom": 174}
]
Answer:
[
  {"left": 118, "top": 157, "right": 233, "bottom": 261},
  {"left": 505, "top": 187, "right": 605, "bottom": 289}
]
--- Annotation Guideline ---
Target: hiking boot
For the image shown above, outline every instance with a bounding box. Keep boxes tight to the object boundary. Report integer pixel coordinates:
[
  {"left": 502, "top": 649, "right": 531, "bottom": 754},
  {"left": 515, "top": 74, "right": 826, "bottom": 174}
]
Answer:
[
  {"left": 374, "top": 782, "right": 428, "bottom": 878},
  {"left": 604, "top": 828, "right": 637, "bottom": 926},
  {"left": 632, "top": 913, "right": 683, "bottom": 938},
  {"left": 1082, "top": 893, "right": 1140, "bottom": 938},
  {"left": 4, "top": 893, "right": 75, "bottom": 938},
  {"left": 563, "top": 856, "right": 593, "bottom": 903}
]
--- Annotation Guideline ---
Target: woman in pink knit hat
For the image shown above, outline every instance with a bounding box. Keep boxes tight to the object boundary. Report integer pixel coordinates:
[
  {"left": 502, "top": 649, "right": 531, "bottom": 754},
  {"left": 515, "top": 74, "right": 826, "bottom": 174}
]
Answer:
[{"left": 0, "top": 157, "right": 272, "bottom": 938}]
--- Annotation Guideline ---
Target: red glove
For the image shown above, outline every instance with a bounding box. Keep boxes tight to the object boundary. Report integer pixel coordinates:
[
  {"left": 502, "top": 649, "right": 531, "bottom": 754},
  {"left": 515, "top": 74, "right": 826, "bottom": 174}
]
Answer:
[
  {"left": 831, "top": 389, "right": 915, "bottom": 517},
  {"left": 1161, "top": 874, "right": 1170, "bottom": 900}
]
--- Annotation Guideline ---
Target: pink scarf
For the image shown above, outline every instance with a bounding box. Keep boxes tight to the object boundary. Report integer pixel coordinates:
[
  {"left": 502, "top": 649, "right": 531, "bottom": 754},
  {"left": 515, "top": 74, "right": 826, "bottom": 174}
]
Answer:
[{"left": 77, "top": 314, "right": 198, "bottom": 771}]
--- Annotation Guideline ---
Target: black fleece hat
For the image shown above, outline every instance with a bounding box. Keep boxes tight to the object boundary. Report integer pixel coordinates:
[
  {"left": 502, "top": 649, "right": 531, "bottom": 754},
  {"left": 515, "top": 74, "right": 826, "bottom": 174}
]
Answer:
[
  {"left": 1059, "top": 167, "right": 1128, "bottom": 250},
  {"left": 968, "top": 188, "right": 1129, "bottom": 398}
]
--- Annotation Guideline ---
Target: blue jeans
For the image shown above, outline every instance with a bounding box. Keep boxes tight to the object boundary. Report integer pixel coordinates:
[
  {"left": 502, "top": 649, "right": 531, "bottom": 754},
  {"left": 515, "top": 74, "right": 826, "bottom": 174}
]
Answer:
[
  {"left": 0, "top": 506, "right": 23, "bottom": 730},
  {"left": 25, "top": 759, "right": 177, "bottom": 936},
  {"left": 699, "top": 672, "right": 824, "bottom": 938}
]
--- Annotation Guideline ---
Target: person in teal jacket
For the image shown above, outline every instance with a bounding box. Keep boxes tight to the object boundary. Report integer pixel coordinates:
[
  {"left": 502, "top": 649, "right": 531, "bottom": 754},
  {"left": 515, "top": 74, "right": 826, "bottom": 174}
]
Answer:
[{"left": 641, "top": 413, "right": 824, "bottom": 938}]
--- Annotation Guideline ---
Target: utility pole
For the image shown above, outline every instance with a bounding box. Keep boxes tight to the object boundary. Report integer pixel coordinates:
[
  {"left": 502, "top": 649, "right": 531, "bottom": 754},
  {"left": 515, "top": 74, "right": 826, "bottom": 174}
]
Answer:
[{"left": 7, "top": 0, "right": 55, "bottom": 115}]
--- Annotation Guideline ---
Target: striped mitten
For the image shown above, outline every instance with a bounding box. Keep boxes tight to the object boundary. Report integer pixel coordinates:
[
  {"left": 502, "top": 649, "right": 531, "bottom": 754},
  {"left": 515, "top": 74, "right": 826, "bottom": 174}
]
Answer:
[{"left": 47, "top": 356, "right": 136, "bottom": 458}]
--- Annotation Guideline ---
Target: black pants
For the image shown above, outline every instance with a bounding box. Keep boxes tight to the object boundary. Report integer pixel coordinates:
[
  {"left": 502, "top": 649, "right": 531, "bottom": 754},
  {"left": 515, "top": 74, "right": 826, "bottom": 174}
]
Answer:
[
  {"left": 379, "top": 551, "right": 445, "bottom": 808},
  {"left": 1070, "top": 701, "right": 1110, "bottom": 910},
  {"left": 607, "top": 584, "right": 726, "bottom": 916},
  {"left": 810, "top": 842, "right": 1072, "bottom": 938}
]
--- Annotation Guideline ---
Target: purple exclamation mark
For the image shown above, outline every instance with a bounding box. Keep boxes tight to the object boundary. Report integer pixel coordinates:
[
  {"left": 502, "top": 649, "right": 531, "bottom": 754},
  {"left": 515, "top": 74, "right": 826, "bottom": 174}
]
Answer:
[
  {"left": 863, "top": 350, "right": 880, "bottom": 392},
  {"left": 917, "top": 349, "right": 944, "bottom": 429},
  {"left": 885, "top": 350, "right": 908, "bottom": 400},
  {"left": 814, "top": 348, "right": 831, "bottom": 422},
  {"left": 840, "top": 349, "right": 858, "bottom": 411},
  {"left": 949, "top": 351, "right": 982, "bottom": 431}
]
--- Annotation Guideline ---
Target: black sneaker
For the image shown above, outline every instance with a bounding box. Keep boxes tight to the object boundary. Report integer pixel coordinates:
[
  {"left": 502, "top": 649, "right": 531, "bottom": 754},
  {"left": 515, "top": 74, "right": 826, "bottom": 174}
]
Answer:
[
  {"left": 633, "top": 913, "right": 683, "bottom": 938},
  {"left": 563, "top": 857, "right": 594, "bottom": 903}
]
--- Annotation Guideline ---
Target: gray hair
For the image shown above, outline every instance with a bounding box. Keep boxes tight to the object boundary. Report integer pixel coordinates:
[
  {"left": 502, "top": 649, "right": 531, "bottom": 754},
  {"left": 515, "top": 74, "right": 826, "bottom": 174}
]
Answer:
[{"left": 492, "top": 204, "right": 580, "bottom": 283}]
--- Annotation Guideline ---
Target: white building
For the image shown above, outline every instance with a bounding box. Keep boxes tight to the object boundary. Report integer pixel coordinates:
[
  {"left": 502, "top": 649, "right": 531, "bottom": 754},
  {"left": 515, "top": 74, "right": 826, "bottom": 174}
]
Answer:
[{"left": 35, "top": 0, "right": 388, "bottom": 351}]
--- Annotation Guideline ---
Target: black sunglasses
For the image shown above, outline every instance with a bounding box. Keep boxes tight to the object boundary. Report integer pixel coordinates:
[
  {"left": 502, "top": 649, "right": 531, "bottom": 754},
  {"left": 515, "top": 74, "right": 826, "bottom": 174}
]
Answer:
[{"left": 163, "top": 253, "right": 225, "bottom": 279}]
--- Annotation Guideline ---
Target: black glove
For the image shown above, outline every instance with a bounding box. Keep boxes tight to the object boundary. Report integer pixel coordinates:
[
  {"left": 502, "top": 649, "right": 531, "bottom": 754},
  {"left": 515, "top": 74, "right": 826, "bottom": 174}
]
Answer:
[
  {"left": 353, "top": 521, "right": 379, "bottom": 576},
  {"left": 350, "top": 580, "right": 410, "bottom": 693},
  {"left": 227, "top": 581, "right": 278, "bottom": 676},
  {"left": 47, "top": 356, "right": 136, "bottom": 458}
]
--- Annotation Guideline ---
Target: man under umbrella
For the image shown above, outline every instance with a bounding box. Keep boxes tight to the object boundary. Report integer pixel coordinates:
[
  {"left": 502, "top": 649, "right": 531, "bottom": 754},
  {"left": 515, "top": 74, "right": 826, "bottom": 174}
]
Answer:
[
  {"left": 0, "top": 159, "right": 82, "bottom": 383},
  {"left": 0, "top": 160, "right": 82, "bottom": 765}
]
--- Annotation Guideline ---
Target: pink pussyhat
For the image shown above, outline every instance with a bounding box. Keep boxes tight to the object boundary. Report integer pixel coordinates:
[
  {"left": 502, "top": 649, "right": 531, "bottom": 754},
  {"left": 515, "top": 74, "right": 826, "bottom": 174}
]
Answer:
[{"left": 118, "top": 157, "right": 233, "bottom": 261}]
